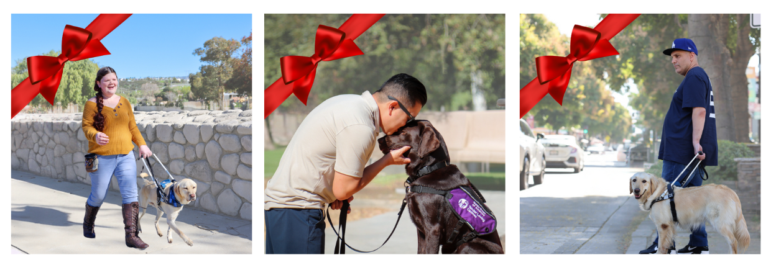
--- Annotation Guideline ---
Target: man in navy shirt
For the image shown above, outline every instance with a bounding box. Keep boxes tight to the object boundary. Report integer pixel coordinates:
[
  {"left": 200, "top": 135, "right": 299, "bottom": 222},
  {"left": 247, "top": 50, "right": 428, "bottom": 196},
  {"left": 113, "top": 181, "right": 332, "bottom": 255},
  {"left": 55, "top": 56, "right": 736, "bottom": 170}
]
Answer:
[{"left": 639, "top": 38, "right": 718, "bottom": 254}]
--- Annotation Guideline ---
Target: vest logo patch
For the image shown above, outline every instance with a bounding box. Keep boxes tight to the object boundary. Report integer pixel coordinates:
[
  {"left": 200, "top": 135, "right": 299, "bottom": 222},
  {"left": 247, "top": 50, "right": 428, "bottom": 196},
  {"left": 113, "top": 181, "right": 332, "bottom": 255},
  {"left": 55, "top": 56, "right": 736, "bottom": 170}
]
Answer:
[{"left": 459, "top": 198, "right": 469, "bottom": 209}]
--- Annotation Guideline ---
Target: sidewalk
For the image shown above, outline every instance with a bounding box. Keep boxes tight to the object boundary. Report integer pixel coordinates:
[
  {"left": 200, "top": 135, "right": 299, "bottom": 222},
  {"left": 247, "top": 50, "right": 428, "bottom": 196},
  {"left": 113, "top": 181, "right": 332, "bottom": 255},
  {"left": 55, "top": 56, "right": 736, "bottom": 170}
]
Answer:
[
  {"left": 626, "top": 211, "right": 761, "bottom": 254},
  {"left": 11, "top": 170, "right": 252, "bottom": 254},
  {"left": 324, "top": 190, "right": 505, "bottom": 254}
]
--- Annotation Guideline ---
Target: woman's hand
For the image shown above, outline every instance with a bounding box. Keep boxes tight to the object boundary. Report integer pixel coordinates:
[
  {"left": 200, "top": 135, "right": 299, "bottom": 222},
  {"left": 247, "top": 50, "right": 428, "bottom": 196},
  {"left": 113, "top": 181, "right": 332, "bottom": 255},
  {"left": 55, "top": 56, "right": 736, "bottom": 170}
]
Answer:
[
  {"left": 330, "top": 196, "right": 354, "bottom": 214},
  {"left": 95, "top": 132, "right": 109, "bottom": 146},
  {"left": 139, "top": 145, "right": 153, "bottom": 159}
]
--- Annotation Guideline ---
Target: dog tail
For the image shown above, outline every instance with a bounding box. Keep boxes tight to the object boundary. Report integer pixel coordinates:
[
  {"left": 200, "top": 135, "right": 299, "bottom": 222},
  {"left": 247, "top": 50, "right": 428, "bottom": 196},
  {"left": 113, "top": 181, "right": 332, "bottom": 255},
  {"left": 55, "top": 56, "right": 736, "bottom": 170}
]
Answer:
[
  {"left": 735, "top": 213, "right": 751, "bottom": 253},
  {"left": 139, "top": 173, "right": 155, "bottom": 187}
]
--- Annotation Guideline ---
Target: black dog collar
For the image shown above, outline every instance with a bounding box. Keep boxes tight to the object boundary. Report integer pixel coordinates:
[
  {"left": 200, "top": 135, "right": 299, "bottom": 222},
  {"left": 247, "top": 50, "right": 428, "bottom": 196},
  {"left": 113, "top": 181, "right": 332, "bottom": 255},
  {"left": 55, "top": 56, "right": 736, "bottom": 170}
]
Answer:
[{"left": 416, "top": 161, "right": 448, "bottom": 177}]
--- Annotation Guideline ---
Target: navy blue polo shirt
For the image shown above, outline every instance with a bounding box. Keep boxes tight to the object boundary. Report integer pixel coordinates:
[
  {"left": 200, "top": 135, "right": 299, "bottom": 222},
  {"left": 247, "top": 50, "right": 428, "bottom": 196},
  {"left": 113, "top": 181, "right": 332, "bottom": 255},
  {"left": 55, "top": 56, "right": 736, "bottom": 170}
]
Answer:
[{"left": 658, "top": 66, "right": 718, "bottom": 166}]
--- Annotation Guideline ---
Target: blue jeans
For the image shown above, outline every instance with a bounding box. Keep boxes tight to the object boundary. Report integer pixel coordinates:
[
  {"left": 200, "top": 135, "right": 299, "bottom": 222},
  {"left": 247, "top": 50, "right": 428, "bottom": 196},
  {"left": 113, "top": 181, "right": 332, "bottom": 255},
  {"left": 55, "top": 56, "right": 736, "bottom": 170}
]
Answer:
[
  {"left": 86, "top": 151, "right": 138, "bottom": 207},
  {"left": 652, "top": 159, "right": 708, "bottom": 248},
  {"left": 265, "top": 208, "right": 325, "bottom": 254}
]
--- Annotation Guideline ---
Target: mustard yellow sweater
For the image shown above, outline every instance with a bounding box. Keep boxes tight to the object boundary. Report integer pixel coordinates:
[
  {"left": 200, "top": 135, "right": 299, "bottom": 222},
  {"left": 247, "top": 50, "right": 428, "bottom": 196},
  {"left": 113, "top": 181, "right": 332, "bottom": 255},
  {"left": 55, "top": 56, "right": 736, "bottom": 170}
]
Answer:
[{"left": 82, "top": 96, "right": 146, "bottom": 155}]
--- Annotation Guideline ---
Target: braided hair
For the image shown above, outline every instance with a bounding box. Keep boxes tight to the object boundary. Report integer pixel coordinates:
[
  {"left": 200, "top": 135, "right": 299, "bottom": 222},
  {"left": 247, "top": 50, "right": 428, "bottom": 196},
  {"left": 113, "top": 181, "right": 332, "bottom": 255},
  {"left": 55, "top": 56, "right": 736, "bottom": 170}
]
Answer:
[{"left": 93, "top": 67, "right": 117, "bottom": 132}]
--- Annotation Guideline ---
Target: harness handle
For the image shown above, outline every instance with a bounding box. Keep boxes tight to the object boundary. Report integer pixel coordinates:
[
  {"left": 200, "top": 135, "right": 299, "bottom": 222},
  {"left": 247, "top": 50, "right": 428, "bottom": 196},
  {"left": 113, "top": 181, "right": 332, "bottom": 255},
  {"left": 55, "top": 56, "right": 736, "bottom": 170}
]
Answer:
[
  {"left": 670, "top": 151, "right": 704, "bottom": 189},
  {"left": 138, "top": 156, "right": 168, "bottom": 204}
]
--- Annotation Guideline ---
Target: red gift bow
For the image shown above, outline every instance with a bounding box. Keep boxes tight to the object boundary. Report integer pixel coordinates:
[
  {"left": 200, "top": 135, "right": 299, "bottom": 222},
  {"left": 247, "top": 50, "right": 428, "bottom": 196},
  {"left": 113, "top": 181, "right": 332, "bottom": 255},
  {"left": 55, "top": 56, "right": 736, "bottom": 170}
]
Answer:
[
  {"left": 264, "top": 14, "right": 385, "bottom": 118},
  {"left": 520, "top": 14, "right": 640, "bottom": 119},
  {"left": 11, "top": 14, "right": 132, "bottom": 119}
]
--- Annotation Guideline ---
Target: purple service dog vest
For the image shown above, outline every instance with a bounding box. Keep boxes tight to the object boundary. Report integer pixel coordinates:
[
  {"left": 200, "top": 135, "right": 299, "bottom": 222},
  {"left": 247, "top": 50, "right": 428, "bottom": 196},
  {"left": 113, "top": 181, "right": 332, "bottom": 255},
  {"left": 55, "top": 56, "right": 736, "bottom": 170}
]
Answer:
[{"left": 447, "top": 186, "right": 497, "bottom": 235}]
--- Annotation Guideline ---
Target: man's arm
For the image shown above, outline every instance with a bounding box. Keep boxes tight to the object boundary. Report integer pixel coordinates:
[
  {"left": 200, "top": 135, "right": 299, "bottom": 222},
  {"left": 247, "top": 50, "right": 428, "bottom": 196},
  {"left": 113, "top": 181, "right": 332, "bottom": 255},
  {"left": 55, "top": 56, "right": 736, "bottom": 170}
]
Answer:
[
  {"left": 332, "top": 146, "right": 411, "bottom": 201},
  {"left": 692, "top": 107, "right": 707, "bottom": 160}
]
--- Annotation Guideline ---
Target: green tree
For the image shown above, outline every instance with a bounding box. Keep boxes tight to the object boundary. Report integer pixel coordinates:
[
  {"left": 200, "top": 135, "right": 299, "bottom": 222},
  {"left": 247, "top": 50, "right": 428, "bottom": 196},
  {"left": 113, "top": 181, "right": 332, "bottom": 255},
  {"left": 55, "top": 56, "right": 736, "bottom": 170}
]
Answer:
[
  {"left": 594, "top": 14, "right": 760, "bottom": 142},
  {"left": 192, "top": 37, "right": 241, "bottom": 110},
  {"left": 520, "top": 14, "right": 582, "bottom": 132},
  {"left": 688, "top": 14, "right": 760, "bottom": 142},
  {"left": 591, "top": 14, "right": 686, "bottom": 139},
  {"left": 226, "top": 33, "right": 252, "bottom": 97},
  {"left": 12, "top": 50, "right": 99, "bottom": 112},
  {"left": 189, "top": 70, "right": 218, "bottom": 109},
  {"left": 264, "top": 14, "right": 505, "bottom": 114},
  {"left": 520, "top": 14, "right": 632, "bottom": 141}
]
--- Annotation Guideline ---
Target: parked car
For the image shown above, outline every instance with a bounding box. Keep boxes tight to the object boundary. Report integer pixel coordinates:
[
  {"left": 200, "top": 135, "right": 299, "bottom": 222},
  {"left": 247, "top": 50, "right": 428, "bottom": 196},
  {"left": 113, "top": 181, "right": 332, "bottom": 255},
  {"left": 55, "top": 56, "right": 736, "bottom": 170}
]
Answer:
[
  {"left": 519, "top": 119, "right": 546, "bottom": 190},
  {"left": 541, "top": 134, "right": 585, "bottom": 173},
  {"left": 617, "top": 145, "right": 627, "bottom": 162},
  {"left": 587, "top": 144, "right": 605, "bottom": 155},
  {"left": 626, "top": 143, "right": 649, "bottom": 164}
]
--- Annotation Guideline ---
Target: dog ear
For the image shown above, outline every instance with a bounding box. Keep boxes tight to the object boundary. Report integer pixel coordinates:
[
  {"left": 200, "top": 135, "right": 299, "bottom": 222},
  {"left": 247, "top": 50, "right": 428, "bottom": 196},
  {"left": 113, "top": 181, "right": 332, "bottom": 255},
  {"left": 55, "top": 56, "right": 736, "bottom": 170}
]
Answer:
[
  {"left": 377, "top": 136, "right": 390, "bottom": 155},
  {"left": 174, "top": 183, "right": 182, "bottom": 200},
  {"left": 649, "top": 175, "right": 658, "bottom": 193},
  {"left": 417, "top": 122, "right": 442, "bottom": 158}
]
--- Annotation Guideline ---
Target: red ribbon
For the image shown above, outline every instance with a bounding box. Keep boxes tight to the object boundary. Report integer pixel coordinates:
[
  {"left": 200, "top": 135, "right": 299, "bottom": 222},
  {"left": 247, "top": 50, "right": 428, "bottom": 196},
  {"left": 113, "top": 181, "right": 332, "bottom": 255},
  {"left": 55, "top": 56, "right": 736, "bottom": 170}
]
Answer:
[
  {"left": 520, "top": 14, "right": 640, "bottom": 119},
  {"left": 11, "top": 14, "right": 132, "bottom": 119},
  {"left": 264, "top": 14, "right": 385, "bottom": 118}
]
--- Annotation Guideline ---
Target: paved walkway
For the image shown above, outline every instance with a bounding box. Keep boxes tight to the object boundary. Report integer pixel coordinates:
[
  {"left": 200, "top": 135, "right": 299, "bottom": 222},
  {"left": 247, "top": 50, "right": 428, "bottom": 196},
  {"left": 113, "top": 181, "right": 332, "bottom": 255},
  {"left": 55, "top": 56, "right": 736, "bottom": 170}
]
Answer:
[
  {"left": 323, "top": 190, "right": 505, "bottom": 254},
  {"left": 11, "top": 170, "right": 252, "bottom": 254}
]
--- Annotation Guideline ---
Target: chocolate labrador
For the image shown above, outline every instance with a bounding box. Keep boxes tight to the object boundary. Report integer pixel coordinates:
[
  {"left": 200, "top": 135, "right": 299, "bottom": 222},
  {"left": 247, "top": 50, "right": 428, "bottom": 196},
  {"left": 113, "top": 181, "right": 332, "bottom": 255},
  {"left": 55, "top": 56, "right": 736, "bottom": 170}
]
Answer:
[{"left": 378, "top": 120, "right": 503, "bottom": 254}]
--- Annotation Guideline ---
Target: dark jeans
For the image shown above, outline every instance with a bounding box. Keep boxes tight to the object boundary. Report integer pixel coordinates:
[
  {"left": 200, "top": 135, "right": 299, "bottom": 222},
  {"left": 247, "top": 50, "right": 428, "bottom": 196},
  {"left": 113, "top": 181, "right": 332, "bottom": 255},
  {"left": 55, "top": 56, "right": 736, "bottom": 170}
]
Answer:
[
  {"left": 651, "top": 159, "right": 708, "bottom": 248},
  {"left": 265, "top": 208, "right": 325, "bottom": 254}
]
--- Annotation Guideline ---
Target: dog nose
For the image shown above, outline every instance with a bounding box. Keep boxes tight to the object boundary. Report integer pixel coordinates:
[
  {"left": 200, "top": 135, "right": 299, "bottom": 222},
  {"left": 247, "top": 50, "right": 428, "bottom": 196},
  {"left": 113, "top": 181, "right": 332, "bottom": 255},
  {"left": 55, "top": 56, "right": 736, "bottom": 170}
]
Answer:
[{"left": 634, "top": 188, "right": 640, "bottom": 193}]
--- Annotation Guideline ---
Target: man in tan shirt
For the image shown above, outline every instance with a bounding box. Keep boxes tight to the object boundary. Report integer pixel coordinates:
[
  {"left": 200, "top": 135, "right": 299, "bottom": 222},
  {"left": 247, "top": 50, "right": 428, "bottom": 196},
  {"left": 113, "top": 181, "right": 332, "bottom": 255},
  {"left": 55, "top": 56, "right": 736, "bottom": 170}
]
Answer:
[{"left": 265, "top": 73, "right": 427, "bottom": 254}]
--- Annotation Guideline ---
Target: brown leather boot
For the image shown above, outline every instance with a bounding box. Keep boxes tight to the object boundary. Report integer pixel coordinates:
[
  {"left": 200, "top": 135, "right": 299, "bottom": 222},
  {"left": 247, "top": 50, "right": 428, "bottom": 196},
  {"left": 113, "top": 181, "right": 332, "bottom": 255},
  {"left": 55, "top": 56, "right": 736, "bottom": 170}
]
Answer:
[
  {"left": 122, "top": 202, "right": 149, "bottom": 249},
  {"left": 83, "top": 203, "right": 100, "bottom": 238}
]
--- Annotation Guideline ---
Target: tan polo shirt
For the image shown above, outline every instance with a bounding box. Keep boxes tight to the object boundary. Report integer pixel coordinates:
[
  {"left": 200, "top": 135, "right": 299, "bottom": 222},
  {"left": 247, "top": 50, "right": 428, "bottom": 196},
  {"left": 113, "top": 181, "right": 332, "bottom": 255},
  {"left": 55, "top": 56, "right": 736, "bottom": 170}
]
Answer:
[{"left": 264, "top": 91, "right": 380, "bottom": 210}]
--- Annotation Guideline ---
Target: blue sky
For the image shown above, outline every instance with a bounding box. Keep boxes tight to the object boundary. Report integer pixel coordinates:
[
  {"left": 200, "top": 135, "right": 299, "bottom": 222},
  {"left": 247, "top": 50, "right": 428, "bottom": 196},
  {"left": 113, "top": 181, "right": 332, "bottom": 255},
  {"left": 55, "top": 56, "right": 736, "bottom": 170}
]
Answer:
[{"left": 11, "top": 14, "right": 251, "bottom": 78}]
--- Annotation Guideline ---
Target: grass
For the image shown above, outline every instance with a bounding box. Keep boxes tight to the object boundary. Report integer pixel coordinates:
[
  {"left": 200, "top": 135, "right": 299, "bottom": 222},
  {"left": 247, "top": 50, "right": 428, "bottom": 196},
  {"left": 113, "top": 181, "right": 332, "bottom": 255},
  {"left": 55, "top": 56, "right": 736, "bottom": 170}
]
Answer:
[
  {"left": 371, "top": 173, "right": 409, "bottom": 185},
  {"left": 264, "top": 146, "right": 286, "bottom": 177},
  {"left": 465, "top": 172, "right": 506, "bottom": 178},
  {"left": 371, "top": 172, "right": 506, "bottom": 191},
  {"left": 465, "top": 172, "right": 506, "bottom": 191}
]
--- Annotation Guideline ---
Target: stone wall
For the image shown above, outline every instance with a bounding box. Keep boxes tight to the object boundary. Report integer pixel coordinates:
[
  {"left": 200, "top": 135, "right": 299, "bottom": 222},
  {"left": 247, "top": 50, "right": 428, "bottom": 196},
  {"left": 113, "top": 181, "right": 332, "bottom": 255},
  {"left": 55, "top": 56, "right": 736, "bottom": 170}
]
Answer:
[
  {"left": 734, "top": 157, "right": 760, "bottom": 215},
  {"left": 746, "top": 143, "right": 760, "bottom": 157},
  {"left": 11, "top": 110, "right": 252, "bottom": 220}
]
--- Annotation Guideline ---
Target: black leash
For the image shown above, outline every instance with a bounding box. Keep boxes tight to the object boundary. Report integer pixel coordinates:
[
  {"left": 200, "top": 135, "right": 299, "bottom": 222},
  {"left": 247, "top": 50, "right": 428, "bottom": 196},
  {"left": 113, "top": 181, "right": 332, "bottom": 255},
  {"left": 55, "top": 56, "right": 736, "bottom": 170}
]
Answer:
[
  {"left": 326, "top": 199, "right": 408, "bottom": 254},
  {"left": 325, "top": 150, "right": 450, "bottom": 254}
]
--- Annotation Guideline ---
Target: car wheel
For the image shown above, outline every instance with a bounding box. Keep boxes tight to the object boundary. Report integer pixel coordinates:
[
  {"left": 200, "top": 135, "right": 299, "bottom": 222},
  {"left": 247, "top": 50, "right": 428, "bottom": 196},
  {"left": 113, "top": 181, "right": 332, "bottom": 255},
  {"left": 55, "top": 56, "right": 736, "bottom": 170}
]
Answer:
[
  {"left": 520, "top": 156, "right": 530, "bottom": 190},
  {"left": 580, "top": 159, "right": 584, "bottom": 171},
  {"left": 534, "top": 156, "right": 545, "bottom": 185}
]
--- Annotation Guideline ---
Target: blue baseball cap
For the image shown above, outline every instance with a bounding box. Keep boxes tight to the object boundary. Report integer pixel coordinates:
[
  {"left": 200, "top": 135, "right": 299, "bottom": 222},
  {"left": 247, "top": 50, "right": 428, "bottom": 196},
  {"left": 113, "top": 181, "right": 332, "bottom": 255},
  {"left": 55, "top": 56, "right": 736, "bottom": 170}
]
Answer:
[{"left": 663, "top": 38, "right": 698, "bottom": 56}]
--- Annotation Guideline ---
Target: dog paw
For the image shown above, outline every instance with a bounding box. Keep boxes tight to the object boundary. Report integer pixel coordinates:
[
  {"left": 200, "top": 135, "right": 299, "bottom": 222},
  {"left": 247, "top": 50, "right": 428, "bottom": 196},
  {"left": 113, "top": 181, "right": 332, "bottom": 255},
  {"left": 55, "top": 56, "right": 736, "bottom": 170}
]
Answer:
[
  {"left": 185, "top": 239, "right": 193, "bottom": 246},
  {"left": 157, "top": 232, "right": 163, "bottom": 237},
  {"left": 167, "top": 238, "right": 173, "bottom": 244}
]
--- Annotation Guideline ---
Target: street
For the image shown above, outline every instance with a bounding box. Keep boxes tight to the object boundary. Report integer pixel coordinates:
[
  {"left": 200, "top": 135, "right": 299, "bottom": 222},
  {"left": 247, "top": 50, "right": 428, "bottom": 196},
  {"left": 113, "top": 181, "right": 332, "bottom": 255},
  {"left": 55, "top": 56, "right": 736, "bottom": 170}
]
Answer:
[{"left": 519, "top": 151, "right": 761, "bottom": 254}]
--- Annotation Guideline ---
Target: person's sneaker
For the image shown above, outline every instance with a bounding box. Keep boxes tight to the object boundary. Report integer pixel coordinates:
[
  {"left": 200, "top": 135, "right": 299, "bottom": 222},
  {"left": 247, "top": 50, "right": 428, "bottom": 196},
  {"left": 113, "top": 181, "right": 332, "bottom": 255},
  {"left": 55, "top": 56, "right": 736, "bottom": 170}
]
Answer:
[
  {"left": 677, "top": 245, "right": 709, "bottom": 254},
  {"left": 639, "top": 242, "right": 658, "bottom": 254}
]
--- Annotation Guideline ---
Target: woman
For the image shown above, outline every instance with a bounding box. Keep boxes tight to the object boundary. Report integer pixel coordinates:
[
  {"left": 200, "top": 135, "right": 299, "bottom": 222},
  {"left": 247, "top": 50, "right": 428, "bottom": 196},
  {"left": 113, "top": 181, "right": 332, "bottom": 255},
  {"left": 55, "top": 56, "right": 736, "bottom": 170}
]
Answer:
[{"left": 81, "top": 66, "right": 153, "bottom": 249}]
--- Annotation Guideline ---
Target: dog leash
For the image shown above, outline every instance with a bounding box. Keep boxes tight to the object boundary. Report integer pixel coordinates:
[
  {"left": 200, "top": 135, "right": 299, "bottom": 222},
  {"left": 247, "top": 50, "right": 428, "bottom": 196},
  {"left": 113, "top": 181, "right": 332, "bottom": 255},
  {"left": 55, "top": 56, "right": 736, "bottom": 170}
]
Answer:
[{"left": 326, "top": 197, "right": 409, "bottom": 254}]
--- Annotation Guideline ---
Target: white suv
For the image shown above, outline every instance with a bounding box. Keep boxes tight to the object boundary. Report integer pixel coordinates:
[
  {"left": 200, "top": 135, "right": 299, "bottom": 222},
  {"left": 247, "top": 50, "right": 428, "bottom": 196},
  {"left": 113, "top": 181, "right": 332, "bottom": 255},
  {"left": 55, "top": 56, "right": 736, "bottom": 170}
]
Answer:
[{"left": 519, "top": 119, "right": 546, "bottom": 190}]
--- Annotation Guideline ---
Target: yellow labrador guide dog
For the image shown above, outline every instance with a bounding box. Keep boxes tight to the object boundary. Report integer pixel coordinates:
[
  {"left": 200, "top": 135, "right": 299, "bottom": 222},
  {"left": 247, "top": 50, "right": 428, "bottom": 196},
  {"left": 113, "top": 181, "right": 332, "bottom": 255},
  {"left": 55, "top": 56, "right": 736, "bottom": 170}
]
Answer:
[
  {"left": 629, "top": 172, "right": 750, "bottom": 254},
  {"left": 138, "top": 173, "right": 198, "bottom": 246}
]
